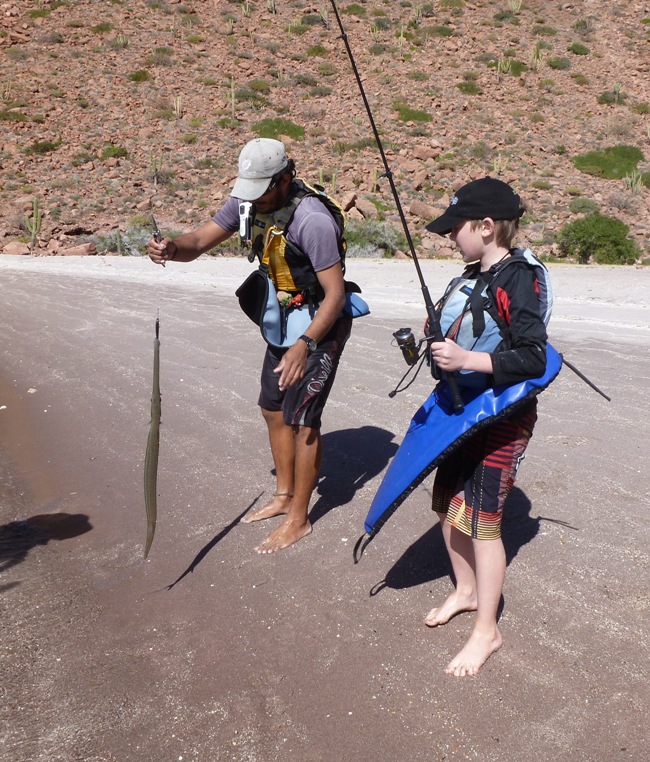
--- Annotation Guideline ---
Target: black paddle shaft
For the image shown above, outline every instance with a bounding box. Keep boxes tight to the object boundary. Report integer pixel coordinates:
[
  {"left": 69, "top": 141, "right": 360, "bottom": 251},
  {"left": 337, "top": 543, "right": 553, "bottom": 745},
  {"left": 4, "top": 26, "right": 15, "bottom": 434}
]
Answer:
[{"left": 328, "top": 0, "right": 464, "bottom": 412}]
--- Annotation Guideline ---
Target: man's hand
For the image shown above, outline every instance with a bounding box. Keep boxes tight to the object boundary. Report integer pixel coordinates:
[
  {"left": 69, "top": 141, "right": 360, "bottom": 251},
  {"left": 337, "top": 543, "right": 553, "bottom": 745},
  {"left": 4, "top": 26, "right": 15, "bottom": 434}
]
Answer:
[
  {"left": 274, "top": 341, "right": 309, "bottom": 391},
  {"left": 147, "top": 236, "right": 176, "bottom": 266}
]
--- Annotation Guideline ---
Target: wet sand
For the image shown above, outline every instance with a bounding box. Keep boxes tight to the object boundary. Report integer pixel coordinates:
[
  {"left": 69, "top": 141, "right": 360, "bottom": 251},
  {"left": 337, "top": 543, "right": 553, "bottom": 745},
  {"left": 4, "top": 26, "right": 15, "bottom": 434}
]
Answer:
[{"left": 1, "top": 255, "right": 649, "bottom": 761}]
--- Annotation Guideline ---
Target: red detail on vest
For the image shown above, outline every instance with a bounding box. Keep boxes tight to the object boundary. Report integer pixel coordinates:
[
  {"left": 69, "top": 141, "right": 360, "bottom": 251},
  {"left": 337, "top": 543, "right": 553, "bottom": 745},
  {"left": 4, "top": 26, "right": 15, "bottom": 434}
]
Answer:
[{"left": 495, "top": 286, "right": 511, "bottom": 325}]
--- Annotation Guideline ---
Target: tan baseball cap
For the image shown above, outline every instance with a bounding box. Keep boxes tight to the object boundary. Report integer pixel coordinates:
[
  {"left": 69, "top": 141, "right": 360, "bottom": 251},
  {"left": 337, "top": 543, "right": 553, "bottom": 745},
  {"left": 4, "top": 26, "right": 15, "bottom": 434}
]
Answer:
[{"left": 231, "top": 138, "right": 289, "bottom": 201}]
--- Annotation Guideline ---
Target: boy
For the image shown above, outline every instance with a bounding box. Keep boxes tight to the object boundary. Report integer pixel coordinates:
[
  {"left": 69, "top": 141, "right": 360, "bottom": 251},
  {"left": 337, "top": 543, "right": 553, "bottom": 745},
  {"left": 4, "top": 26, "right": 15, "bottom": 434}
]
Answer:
[{"left": 424, "top": 177, "right": 548, "bottom": 676}]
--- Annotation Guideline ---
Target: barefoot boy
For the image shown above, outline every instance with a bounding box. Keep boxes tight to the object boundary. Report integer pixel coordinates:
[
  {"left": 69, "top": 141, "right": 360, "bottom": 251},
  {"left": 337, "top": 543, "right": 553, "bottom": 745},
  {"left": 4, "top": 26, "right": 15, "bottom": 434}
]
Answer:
[{"left": 424, "top": 177, "right": 548, "bottom": 676}]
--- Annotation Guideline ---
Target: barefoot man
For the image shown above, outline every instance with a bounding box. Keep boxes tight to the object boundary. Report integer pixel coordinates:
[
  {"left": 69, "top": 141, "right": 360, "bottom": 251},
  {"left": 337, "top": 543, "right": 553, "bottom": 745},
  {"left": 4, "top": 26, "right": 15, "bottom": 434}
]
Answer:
[{"left": 148, "top": 139, "right": 352, "bottom": 554}]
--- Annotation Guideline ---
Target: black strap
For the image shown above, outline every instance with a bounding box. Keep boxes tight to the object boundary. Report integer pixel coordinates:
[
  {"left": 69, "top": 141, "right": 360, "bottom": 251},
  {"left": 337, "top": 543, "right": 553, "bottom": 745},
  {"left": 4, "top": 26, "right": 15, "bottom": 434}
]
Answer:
[{"left": 468, "top": 277, "right": 487, "bottom": 338}]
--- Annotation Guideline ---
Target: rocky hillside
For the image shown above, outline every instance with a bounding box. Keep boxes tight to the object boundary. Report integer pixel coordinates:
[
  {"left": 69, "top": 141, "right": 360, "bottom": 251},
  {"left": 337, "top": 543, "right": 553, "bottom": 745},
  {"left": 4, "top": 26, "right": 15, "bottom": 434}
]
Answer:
[{"left": 1, "top": 0, "right": 649, "bottom": 259}]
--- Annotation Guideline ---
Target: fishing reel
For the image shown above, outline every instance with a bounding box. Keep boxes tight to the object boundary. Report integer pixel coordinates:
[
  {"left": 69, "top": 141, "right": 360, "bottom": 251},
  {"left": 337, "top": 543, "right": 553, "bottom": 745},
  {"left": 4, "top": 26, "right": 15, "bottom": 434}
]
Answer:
[
  {"left": 393, "top": 327, "right": 420, "bottom": 366},
  {"left": 389, "top": 326, "right": 437, "bottom": 398}
]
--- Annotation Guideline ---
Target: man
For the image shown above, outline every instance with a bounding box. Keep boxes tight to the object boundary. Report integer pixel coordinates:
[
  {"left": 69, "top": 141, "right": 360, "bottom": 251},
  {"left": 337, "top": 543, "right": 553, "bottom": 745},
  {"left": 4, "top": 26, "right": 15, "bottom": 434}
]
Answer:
[{"left": 148, "top": 138, "right": 352, "bottom": 554}]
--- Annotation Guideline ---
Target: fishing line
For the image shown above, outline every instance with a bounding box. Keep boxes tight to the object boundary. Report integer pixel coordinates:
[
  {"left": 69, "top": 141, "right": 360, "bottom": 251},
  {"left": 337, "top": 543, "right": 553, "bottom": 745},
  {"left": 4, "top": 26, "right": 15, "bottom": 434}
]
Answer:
[{"left": 327, "top": 0, "right": 464, "bottom": 412}]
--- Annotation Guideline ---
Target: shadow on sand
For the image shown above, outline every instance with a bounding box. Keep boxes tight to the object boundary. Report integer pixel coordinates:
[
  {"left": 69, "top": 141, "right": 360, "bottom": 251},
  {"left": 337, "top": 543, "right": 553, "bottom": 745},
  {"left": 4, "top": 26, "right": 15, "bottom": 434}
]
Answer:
[
  {"left": 310, "top": 425, "right": 398, "bottom": 524},
  {"left": 165, "top": 425, "right": 398, "bottom": 588},
  {"left": 0, "top": 512, "right": 92, "bottom": 575},
  {"left": 369, "top": 486, "right": 571, "bottom": 595}
]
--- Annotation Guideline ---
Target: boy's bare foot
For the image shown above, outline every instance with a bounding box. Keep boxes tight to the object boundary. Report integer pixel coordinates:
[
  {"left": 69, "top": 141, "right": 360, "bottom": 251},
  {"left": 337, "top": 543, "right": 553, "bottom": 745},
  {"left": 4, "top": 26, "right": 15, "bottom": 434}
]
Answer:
[
  {"left": 255, "top": 517, "right": 312, "bottom": 554},
  {"left": 424, "top": 590, "right": 477, "bottom": 627},
  {"left": 445, "top": 627, "right": 503, "bottom": 677},
  {"left": 241, "top": 492, "right": 293, "bottom": 524}
]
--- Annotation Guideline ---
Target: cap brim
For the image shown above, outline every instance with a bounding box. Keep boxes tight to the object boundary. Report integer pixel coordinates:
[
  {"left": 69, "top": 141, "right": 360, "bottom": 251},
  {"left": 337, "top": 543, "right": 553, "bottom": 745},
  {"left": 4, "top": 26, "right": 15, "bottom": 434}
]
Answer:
[
  {"left": 231, "top": 176, "right": 272, "bottom": 201},
  {"left": 425, "top": 210, "right": 463, "bottom": 235}
]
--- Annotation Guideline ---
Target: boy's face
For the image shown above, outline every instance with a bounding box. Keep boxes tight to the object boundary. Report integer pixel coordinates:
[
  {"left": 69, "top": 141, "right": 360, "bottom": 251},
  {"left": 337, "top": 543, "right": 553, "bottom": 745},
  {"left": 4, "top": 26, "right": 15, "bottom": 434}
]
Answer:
[{"left": 450, "top": 219, "right": 487, "bottom": 264}]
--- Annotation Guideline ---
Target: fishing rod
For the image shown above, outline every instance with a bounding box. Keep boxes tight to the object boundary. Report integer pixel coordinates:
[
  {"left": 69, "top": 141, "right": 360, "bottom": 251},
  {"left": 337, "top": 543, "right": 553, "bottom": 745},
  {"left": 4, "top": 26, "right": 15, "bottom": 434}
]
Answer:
[{"left": 328, "top": 0, "right": 464, "bottom": 412}]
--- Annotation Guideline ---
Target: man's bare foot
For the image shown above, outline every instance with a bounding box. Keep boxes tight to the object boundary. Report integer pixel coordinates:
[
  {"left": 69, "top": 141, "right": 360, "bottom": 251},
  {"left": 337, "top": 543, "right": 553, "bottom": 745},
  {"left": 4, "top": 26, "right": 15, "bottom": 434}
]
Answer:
[
  {"left": 445, "top": 627, "right": 503, "bottom": 677},
  {"left": 424, "top": 590, "right": 477, "bottom": 627},
  {"left": 241, "top": 492, "right": 293, "bottom": 524},
  {"left": 255, "top": 517, "right": 312, "bottom": 554}
]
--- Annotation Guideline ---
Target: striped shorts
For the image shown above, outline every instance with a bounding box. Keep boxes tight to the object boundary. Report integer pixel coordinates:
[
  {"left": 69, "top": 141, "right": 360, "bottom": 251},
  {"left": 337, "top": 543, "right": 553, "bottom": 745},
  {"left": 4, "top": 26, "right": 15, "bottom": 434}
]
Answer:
[{"left": 431, "top": 402, "right": 538, "bottom": 540}]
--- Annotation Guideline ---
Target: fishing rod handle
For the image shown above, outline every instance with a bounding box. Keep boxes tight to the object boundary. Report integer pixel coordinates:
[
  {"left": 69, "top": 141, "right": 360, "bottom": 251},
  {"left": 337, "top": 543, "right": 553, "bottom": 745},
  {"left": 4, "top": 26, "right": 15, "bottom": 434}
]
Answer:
[{"left": 421, "top": 286, "right": 464, "bottom": 412}]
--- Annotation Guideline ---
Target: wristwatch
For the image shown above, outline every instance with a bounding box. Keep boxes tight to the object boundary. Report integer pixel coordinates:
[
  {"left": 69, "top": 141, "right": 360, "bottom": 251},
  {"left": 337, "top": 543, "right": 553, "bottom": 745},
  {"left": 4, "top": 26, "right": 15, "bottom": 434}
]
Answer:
[{"left": 299, "top": 334, "right": 317, "bottom": 352}]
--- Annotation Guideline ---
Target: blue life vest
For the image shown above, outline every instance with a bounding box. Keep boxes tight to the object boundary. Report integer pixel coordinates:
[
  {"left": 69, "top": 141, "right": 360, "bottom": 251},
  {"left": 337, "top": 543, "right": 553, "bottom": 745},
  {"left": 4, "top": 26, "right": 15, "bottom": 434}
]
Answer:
[{"left": 438, "top": 248, "right": 552, "bottom": 388}]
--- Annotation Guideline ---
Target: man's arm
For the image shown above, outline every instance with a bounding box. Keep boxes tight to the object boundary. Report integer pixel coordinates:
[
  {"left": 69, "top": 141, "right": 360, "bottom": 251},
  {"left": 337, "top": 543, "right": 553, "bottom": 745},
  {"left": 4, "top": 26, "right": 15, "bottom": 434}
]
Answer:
[
  {"left": 274, "top": 261, "right": 346, "bottom": 391},
  {"left": 148, "top": 219, "right": 233, "bottom": 265}
]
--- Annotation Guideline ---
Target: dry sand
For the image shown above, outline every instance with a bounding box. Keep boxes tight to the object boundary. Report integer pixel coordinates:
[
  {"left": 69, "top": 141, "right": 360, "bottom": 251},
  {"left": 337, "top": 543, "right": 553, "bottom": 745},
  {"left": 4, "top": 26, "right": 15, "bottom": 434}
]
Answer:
[{"left": 1, "top": 255, "right": 649, "bottom": 761}]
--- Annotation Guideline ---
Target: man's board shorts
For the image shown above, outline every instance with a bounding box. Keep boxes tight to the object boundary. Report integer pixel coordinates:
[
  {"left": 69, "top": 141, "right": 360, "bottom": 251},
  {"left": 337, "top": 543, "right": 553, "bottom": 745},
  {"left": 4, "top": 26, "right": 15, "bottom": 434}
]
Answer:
[
  {"left": 431, "top": 402, "right": 538, "bottom": 540},
  {"left": 258, "top": 315, "right": 352, "bottom": 429}
]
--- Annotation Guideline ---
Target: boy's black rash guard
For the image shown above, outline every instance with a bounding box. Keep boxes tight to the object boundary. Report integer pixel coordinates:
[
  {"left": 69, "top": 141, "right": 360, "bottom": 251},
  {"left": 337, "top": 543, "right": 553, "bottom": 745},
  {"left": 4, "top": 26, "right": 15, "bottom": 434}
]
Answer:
[{"left": 479, "top": 261, "right": 548, "bottom": 386}]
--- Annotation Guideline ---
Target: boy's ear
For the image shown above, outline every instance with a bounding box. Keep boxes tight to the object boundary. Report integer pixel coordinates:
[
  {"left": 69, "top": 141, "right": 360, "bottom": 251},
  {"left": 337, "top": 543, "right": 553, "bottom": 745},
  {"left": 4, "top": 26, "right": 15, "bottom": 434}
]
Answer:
[{"left": 481, "top": 217, "right": 496, "bottom": 236}]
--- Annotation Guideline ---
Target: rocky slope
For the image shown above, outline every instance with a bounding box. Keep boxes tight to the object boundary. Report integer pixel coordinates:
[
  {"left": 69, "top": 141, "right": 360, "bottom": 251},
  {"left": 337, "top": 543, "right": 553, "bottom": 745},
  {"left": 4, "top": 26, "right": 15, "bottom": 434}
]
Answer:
[{"left": 1, "top": 0, "right": 648, "bottom": 259}]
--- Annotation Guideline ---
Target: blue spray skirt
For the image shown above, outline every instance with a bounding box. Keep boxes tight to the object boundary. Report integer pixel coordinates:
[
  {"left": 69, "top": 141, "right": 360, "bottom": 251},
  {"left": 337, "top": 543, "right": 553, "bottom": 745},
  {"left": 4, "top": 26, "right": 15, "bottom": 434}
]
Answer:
[{"left": 355, "top": 343, "right": 563, "bottom": 560}]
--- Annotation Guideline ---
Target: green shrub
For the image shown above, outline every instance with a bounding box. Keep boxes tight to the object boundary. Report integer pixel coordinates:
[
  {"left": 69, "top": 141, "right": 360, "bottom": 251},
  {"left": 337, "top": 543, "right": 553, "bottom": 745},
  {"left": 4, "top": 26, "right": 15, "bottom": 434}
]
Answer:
[
  {"left": 100, "top": 144, "right": 128, "bottom": 160},
  {"left": 333, "top": 137, "right": 378, "bottom": 155},
  {"left": 631, "top": 101, "right": 650, "bottom": 115},
  {"left": 309, "top": 86, "right": 332, "bottom": 97},
  {"left": 509, "top": 60, "right": 527, "bottom": 76},
  {"left": 420, "top": 25, "right": 454, "bottom": 38},
  {"left": 249, "top": 79, "right": 271, "bottom": 93},
  {"left": 568, "top": 42, "right": 589, "bottom": 55},
  {"left": 301, "top": 13, "right": 323, "bottom": 25},
  {"left": 393, "top": 100, "right": 433, "bottom": 122},
  {"left": 317, "top": 62, "right": 337, "bottom": 76},
  {"left": 91, "top": 22, "right": 114, "bottom": 34},
  {"left": 547, "top": 57, "right": 571, "bottom": 70},
  {"left": 440, "top": 0, "right": 464, "bottom": 9},
  {"left": 569, "top": 197, "right": 598, "bottom": 214},
  {"left": 373, "top": 17, "right": 391, "bottom": 31},
  {"left": 493, "top": 10, "right": 519, "bottom": 25},
  {"left": 342, "top": 4, "right": 367, "bottom": 17},
  {"left": 458, "top": 80, "right": 482, "bottom": 95},
  {"left": 25, "top": 139, "right": 62, "bottom": 155},
  {"left": 306, "top": 44, "right": 328, "bottom": 57},
  {"left": 129, "top": 70, "right": 151, "bottom": 82},
  {"left": 145, "top": 48, "right": 175, "bottom": 66},
  {"left": 533, "top": 24, "right": 557, "bottom": 36},
  {"left": 294, "top": 73, "right": 317, "bottom": 87},
  {"left": 0, "top": 109, "right": 27, "bottom": 122},
  {"left": 556, "top": 213, "right": 639, "bottom": 264},
  {"left": 598, "top": 89, "right": 626, "bottom": 105},
  {"left": 252, "top": 117, "right": 304, "bottom": 140},
  {"left": 573, "top": 144, "right": 644, "bottom": 179},
  {"left": 345, "top": 219, "right": 408, "bottom": 258}
]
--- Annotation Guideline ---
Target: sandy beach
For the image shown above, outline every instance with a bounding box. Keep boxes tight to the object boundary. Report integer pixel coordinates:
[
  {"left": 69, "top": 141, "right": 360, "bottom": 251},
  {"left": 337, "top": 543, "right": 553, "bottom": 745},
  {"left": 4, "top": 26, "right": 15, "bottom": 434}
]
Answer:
[{"left": 1, "top": 255, "right": 649, "bottom": 761}]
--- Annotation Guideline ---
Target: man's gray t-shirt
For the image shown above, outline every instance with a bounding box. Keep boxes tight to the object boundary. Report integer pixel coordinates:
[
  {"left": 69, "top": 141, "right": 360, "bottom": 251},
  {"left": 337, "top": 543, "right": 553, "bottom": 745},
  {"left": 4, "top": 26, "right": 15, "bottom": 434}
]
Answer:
[{"left": 213, "top": 195, "right": 340, "bottom": 272}]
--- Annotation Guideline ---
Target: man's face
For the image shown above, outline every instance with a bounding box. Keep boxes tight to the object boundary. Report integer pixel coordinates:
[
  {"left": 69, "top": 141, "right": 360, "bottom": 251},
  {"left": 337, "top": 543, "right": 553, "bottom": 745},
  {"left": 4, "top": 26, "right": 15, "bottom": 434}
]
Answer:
[{"left": 252, "top": 174, "right": 290, "bottom": 214}]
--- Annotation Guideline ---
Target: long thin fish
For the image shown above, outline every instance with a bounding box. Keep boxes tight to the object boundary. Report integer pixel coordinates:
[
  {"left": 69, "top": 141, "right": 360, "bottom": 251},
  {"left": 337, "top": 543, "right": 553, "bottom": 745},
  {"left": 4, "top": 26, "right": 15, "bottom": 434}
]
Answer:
[{"left": 144, "top": 317, "right": 161, "bottom": 558}]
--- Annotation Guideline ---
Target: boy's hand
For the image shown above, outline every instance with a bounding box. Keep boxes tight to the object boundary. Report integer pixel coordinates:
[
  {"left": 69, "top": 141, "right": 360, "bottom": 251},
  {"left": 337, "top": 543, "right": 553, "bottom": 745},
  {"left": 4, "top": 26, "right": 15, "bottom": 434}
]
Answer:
[
  {"left": 431, "top": 339, "right": 494, "bottom": 375},
  {"left": 430, "top": 338, "right": 468, "bottom": 372}
]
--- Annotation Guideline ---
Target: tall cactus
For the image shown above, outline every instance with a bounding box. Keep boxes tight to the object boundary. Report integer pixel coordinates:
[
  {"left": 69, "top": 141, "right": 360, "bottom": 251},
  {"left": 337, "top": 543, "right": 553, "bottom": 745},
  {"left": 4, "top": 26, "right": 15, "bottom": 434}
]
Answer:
[{"left": 25, "top": 197, "right": 42, "bottom": 256}]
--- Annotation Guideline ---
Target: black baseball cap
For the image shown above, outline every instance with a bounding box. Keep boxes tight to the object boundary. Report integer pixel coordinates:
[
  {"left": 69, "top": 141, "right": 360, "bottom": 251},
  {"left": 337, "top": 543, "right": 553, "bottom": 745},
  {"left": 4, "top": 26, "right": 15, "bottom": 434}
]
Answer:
[{"left": 425, "top": 177, "right": 524, "bottom": 235}]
